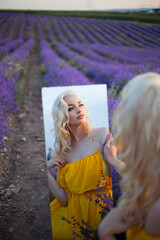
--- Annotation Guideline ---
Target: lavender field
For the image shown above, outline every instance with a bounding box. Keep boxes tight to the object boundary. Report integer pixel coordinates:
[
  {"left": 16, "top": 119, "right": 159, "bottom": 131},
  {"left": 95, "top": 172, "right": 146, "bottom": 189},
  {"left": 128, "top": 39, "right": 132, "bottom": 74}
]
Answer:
[
  {"left": 0, "top": 11, "right": 160, "bottom": 206},
  {"left": 0, "top": 11, "right": 160, "bottom": 238},
  {"left": 1, "top": 12, "right": 160, "bottom": 150}
]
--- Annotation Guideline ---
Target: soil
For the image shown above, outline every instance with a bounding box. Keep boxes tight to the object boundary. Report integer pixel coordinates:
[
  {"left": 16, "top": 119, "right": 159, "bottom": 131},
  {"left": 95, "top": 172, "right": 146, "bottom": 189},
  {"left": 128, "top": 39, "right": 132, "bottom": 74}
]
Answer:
[{"left": 0, "top": 46, "right": 52, "bottom": 239}]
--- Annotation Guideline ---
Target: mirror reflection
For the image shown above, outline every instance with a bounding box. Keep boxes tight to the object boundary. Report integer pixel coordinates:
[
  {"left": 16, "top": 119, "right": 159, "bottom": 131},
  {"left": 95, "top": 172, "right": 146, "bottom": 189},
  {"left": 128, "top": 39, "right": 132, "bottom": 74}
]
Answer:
[{"left": 42, "top": 84, "right": 113, "bottom": 239}]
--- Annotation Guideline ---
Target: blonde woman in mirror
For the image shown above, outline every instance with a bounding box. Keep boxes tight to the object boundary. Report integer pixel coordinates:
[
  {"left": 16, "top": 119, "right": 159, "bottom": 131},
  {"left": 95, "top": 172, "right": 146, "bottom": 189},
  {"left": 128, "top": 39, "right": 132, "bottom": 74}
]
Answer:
[
  {"left": 47, "top": 90, "right": 113, "bottom": 239},
  {"left": 98, "top": 72, "right": 160, "bottom": 240}
]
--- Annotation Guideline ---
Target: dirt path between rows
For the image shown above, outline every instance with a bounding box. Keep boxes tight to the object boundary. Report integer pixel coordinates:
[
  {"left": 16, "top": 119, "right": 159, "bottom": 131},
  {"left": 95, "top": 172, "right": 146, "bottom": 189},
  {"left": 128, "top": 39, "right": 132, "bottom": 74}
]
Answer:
[{"left": 0, "top": 46, "right": 52, "bottom": 239}]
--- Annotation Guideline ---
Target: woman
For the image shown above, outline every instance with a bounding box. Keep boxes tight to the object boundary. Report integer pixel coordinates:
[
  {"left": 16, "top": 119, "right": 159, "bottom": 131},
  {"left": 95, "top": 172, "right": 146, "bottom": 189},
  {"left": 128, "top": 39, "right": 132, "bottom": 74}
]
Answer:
[
  {"left": 98, "top": 72, "right": 160, "bottom": 240},
  {"left": 47, "top": 90, "right": 113, "bottom": 239}
]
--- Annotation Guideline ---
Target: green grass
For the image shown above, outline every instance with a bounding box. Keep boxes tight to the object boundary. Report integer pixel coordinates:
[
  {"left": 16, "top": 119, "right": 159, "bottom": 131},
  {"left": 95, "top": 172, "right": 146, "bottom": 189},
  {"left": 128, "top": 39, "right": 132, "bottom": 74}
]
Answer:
[
  {"left": 0, "top": 9, "right": 160, "bottom": 24},
  {"left": 15, "top": 80, "right": 23, "bottom": 101},
  {"left": 40, "top": 64, "right": 47, "bottom": 76}
]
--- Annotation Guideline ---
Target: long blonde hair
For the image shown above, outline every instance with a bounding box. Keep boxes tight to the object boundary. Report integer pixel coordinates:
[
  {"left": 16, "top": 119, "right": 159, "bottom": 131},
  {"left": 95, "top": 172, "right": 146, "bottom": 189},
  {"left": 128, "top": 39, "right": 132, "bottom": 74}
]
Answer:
[
  {"left": 52, "top": 90, "right": 94, "bottom": 156},
  {"left": 114, "top": 72, "right": 160, "bottom": 226}
]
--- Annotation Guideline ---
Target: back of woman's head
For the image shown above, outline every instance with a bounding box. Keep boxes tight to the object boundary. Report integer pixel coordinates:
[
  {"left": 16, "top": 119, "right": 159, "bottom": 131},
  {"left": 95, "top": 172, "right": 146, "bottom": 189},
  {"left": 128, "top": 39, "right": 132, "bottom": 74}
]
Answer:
[
  {"left": 115, "top": 72, "right": 160, "bottom": 154},
  {"left": 114, "top": 72, "right": 160, "bottom": 225}
]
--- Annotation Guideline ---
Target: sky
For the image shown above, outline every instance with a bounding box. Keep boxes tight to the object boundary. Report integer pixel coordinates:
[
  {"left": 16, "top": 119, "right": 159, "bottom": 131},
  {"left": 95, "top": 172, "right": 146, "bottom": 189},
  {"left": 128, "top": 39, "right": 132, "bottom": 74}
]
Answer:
[
  {"left": 0, "top": 0, "right": 159, "bottom": 10},
  {"left": 41, "top": 84, "right": 109, "bottom": 158}
]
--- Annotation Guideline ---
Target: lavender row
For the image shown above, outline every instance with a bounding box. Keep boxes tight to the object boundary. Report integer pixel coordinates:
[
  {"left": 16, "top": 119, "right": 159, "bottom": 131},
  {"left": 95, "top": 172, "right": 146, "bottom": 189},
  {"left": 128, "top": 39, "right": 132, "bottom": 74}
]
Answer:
[
  {"left": 18, "top": 15, "right": 29, "bottom": 40},
  {"left": 60, "top": 17, "right": 87, "bottom": 43},
  {"left": 117, "top": 21, "right": 160, "bottom": 47},
  {"left": 0, "top": 39, "right": 23, "bottom": 58},
  {"left": 129, "top": 22, "right": 160, "bottom": 41},
  {"left": 86, "top": 18, "right": 137, "bottom": 47},
  {"left": 50, "top": 16, "right": 70, "bottom": 42},
  {"left": 0, "top": 13, "right": 28, "bottom": 41},
  {"left": 43, "top": 16, "right": 56, "bottom": 42},
  {"left": 135, "top": 22, "right": 160, "bottom": 37},
  {"left": 0, "top": 38, "right": 11, "bottom": 46},
  {"left": 54, "top": 42, "right": 140, "bottom": 87},
  {"left": 0, "top": 14, "right": 159, "bottom": 48},
  {"left": 4, "top": 39, "right": 35, "bottom": 69},
  {"left": 83, "top": 18, "right": 160, "bottom": 47},
  {"left": 88, "top": 19, "right": 146, "bottom": 47},
  {"left": 0, "top": 39, "right": 35, "bottom": 151},
  {"left": 39, "top": 41, "right": 91, "bottom": 86},
  {"left": 48, "top": 16, "right": 160, "bottom": 47},
  {"left": 0, "top": 14, "right": 16, "bottom": 39},
  {"left": 0, "top": 73, "right": 17, "bottom": 150},
  {"left": 7, "top": 15, "right": 22, "bottom": 40},
  {"left": 54, "top": 16, "right": 126, "bottom": 45},
  {"left": 37, "top": 15, "right": 45, "bottom": 41},
  {"left": 79, "top": 18, "right": 121, "bottom": 45},
  {"left": 65, "top": 42, "right": 115, "bottom": 64},
  {"left": 102, "top": 20, "right": 158, "bottom": 48},
  {"left": 71, "top": 42, "right": 160, "bottom": 66},
  {"left": 27, "top": 15, "right": 35, "bottom": 40}
]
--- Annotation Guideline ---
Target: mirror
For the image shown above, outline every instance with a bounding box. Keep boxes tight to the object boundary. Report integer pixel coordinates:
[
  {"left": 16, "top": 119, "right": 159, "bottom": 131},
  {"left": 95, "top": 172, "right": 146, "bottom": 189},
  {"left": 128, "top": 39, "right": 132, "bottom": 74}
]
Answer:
[{"left": 41, "top": 84, "right": 112, "bottom": 239}]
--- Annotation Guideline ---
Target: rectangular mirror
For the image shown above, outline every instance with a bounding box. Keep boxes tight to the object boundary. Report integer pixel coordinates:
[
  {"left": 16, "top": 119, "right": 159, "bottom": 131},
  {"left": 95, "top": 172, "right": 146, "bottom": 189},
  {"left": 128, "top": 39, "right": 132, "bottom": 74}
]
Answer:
[{"left": 41, "top": 84, "right": 112, "bottom": 239}]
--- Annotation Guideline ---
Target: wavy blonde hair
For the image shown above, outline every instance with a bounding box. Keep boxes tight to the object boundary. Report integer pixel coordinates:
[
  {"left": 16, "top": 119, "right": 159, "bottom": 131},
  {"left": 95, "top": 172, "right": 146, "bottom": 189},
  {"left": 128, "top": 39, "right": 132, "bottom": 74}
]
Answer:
[
  {"left": 113, "top": 72, "right": 160, "bottom": 226},
  {"left": 52, "top": 90, "right": 95, "bottom": 156}
]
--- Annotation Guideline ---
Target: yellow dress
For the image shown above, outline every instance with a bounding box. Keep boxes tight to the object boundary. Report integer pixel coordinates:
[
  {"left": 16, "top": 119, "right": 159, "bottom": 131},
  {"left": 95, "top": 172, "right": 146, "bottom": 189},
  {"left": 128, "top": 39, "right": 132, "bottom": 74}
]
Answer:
[
  {"left": 127, "top": 226, "right": 160, "bottom": 240},
  {"left": 50, "top": 149, "right": 113, "bottom": 240}
]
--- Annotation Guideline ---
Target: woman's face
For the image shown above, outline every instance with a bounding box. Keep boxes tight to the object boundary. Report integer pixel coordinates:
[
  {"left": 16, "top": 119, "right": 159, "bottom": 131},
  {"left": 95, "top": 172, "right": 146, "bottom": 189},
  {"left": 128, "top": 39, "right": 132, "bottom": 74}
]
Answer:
[{"left": 63, "top": 94, "right": 87, "bottom": 127}]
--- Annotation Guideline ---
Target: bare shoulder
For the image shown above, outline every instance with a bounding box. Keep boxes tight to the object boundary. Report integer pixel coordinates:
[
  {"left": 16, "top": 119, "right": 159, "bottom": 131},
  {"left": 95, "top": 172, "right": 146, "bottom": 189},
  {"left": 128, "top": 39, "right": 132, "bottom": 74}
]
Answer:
[
  {"left": 145, "top": 198, "right": 160, "bottom": 237},
  {"left": 94, "top": 127, "right": 109, "bottom": 145}
]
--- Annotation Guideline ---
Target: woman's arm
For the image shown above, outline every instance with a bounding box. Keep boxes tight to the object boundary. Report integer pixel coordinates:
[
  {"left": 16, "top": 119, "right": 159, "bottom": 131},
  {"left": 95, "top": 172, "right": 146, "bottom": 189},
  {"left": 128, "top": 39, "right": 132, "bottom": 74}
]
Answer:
[
  {"left": 145, "top": 198, "right": 160, "bottom": 237},
  {"left": 101, "top": 134, "right": 125, "bottom": 175},
  {"left": 98, "top": 207, "right": 132, "bottom": 240},
  {"left": 48, "top": 171, "right": 68, "bottom": 206},
  {"left": 47, "top": 155, "right": 68, "bottom": 206}
]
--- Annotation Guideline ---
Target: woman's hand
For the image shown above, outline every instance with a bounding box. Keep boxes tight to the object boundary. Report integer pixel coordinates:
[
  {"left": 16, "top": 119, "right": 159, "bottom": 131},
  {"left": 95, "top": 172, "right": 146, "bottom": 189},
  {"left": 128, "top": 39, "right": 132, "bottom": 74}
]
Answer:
[
  {"left": 101, "top": 133, "right": 117, "bottom": 165},
  {"left": 101, "top": 134, "right": 125, "bottom": 173},
  {"left": 48, "top": 156, "right": 67, "bottom": 170},
  {"left": 98, "top": 207, "right": 137, "bottom": 240}
]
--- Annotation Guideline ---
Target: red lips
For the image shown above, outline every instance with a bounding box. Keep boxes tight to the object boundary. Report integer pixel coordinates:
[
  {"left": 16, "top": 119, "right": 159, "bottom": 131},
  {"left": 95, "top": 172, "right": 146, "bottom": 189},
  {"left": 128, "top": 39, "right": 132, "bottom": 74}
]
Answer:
[{"left": 77, "top": 115, "right": 85, "bottom": 119}]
